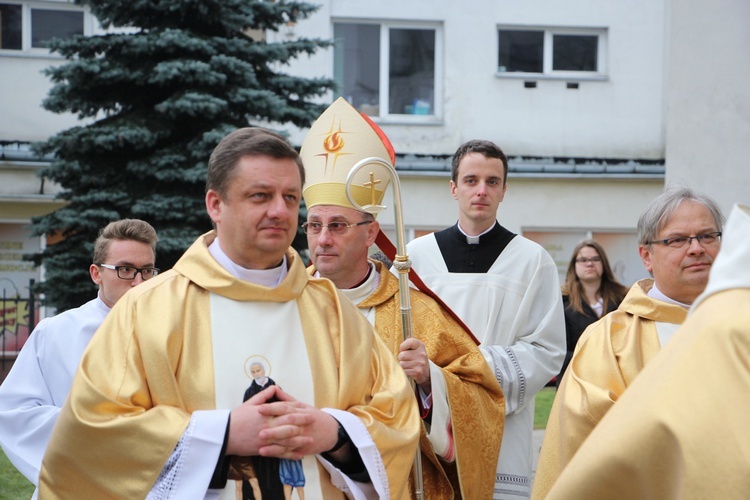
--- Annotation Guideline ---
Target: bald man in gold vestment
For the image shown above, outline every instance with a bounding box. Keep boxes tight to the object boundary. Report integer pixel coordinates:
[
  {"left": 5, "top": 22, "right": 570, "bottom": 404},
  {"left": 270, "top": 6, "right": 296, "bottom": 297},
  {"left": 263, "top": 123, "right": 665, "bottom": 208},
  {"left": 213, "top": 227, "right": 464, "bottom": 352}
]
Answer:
[
  {"left": 546, "top": 203, "right": 750, "bottom": 499},
  {"left": 533, "top": 187, "right": 725, "bottom": 498}
]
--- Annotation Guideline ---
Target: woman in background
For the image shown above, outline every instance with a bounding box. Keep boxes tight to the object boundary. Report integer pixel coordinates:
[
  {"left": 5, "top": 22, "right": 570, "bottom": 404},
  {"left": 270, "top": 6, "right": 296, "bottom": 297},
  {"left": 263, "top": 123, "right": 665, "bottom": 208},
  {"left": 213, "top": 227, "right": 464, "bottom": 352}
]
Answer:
[{"left": 557, "top": 239, "right": 628, "bottom": 387}]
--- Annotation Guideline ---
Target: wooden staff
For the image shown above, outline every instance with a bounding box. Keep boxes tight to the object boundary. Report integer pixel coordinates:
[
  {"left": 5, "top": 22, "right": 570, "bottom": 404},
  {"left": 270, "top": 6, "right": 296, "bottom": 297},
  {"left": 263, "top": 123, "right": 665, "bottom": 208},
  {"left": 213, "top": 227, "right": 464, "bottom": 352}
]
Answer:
[{"left": 345, "top": 157, "right": 424, "bottom": 500}]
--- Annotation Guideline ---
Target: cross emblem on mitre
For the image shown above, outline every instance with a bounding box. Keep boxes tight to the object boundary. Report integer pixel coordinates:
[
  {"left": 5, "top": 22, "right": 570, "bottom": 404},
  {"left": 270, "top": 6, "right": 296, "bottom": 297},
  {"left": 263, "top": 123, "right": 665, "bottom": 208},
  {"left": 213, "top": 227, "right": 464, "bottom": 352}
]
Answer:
[{"left": 364, "top": 172, "right": 381, "bottom": 206}]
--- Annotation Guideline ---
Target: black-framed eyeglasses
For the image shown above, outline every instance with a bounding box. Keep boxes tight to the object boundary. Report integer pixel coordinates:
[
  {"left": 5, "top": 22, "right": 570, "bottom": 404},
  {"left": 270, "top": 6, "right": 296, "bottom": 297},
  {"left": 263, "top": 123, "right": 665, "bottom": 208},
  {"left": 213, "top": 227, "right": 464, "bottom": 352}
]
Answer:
[
  {"left": 575, "top": 256, "right": 602, "bottom": 265},
  {"left": 98, "top": 264, "right": 160, "bottom": 280},
  {"left": 646, "top": 231, "right": 722, "bottom": 249},
  {"left": 301, "top": 220, "right": 372, "bottom": 235}
]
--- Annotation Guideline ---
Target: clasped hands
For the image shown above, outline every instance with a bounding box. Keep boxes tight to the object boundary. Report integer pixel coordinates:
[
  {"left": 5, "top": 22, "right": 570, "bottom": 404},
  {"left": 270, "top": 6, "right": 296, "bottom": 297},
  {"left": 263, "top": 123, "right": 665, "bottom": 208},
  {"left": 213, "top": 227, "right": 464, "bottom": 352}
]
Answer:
[{"left": 226, "top": 385, "right": 344, "bottom": 460}]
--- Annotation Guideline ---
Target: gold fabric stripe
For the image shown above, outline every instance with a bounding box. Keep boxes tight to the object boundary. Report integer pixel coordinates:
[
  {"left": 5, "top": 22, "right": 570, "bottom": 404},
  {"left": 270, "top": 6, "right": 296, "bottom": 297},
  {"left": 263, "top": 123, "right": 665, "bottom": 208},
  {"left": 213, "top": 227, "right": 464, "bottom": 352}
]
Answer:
[{"left": 303, "top": 182, "right": 385, "bottom": 210}]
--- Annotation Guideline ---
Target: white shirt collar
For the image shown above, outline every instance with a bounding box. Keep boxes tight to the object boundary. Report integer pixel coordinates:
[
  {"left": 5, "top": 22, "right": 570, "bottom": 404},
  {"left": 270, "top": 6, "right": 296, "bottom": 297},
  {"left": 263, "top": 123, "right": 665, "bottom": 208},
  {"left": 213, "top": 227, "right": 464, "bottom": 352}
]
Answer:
[
  {"left": 342, "top": 262, "right": 379, "bottom": 305},
  {"left": 315, "top": 262, "right": 379, "bottom": 306},
  {"left": 647, "top": 282, "right": 691, "bottom": 309},
  {"left": 95, "top": 292, "right": 112, "bottom": 312},
  {"left": 208, "top": 237, "right": 287, "bottom": 287}
]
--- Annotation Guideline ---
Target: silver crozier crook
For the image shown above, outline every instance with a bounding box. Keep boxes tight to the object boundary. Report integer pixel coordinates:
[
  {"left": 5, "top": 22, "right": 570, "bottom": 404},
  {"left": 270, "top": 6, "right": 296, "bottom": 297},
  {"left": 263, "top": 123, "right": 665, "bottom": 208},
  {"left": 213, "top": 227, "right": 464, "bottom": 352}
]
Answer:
[{"left": 345, "top": 157, "right": 425, "bottom": 500}]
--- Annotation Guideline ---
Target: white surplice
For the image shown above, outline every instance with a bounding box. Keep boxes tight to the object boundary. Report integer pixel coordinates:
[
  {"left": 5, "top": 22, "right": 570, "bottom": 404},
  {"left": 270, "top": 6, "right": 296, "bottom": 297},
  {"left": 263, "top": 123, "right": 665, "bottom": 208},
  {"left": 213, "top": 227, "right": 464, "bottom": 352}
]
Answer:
[
  {"left": 0, "top": 296, "right": 110, "bottom": 492},
  {"left": 407, "top": 229, "right": 565, "bottom": 499}
]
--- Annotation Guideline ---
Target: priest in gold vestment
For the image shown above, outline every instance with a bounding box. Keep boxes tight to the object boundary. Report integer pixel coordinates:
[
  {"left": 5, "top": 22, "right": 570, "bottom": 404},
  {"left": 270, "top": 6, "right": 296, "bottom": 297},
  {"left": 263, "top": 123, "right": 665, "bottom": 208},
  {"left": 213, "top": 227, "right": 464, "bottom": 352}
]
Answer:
[
  {"left": 533, "top": 186, "right": 724, "bottom": 498},
  {"left": 39, "top": 128, "right": 420, "bottom": 499},
  {"left": 301, "top": 98, "right": 505, "bottom": 499},
  {"left": 546, "top": 203, "right": 750, "bottom": 499}
]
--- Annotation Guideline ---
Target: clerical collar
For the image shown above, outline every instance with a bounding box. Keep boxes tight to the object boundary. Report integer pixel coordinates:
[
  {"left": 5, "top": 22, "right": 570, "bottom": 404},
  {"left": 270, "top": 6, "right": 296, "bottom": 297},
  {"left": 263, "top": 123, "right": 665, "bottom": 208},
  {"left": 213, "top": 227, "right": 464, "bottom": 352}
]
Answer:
[
  {"left": 457, "top": 221, "right": 497, "bottom": 244},
  {"left": 435, "top": 223, "right": 516, "bottom": 273},
  {"left": 647, "top": 282, "right": 691, "bottom": 309},
  {"left": 208, "top": 237, "right": 288, "bottom": 287},
  {"left": 337, "top": 262, "right": 379, "bottom": 306}
]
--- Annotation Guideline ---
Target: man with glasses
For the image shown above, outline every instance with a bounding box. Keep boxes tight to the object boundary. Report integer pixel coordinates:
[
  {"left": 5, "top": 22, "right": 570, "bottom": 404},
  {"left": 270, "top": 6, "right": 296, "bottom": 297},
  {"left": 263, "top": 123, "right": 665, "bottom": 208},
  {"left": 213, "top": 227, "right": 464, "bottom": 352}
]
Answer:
[
  {"left": 544, "top": 204, "right": 750, "bottom": 499},
  {"left": 0, "top": 218, "right": 158, "bottom": 494},
  {"left": 533, "top": 186, "right": 724, "bottom": 499},
  {"left": 300, "top": 98, "right": 505, "bottom": 499}
]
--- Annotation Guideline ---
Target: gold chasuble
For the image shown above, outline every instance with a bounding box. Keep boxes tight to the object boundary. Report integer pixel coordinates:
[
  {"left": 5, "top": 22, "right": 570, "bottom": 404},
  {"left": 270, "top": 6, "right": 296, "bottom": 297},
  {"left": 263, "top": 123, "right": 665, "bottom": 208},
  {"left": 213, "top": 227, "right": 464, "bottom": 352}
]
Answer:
[
  {"left": 39, "top": 232, "right": 419, "bottom": 499},
  {"left": 311, "top": 261, "right": 505, "bottom": 499},
  {"left": 546, "top": 203, "right": 750, "bottom": 499},
  {"left": 532, "top": 279, "right": 687, "bottom": 499}
]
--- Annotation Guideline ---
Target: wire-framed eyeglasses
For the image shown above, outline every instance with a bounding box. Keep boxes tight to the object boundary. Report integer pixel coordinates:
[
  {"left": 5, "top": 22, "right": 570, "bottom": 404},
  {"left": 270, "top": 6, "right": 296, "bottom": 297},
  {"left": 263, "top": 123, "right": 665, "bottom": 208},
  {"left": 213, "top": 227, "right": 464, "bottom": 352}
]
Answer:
[
  {"left": 575, "top": 256, "right": 602, "bottom": 265},
  {"left": 301, "top": 220, "right": 373, "bottom": 235},
  {"left": 98, "top": 264, "right": 160, "bottom": 280},
  {"left": 646, "top": 231, "right": 722, "bottom": 249}
]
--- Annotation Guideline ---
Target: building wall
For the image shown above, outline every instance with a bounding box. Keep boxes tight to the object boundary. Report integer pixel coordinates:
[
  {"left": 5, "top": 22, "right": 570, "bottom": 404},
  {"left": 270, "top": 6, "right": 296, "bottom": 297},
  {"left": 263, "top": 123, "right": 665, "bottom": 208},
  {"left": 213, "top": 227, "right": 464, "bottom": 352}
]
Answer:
[
  {"left": 0, "top": 56, "right": 79, "bottom": 142},
  {"left": 2, "top": 0, "right": 672, "bottom": 304},
  {"left": 0, "top": 0, "right": 105, "bottom": 142},
  {"left": 6, "top": 0, "right": 747, "bottom": 298},
  {"left": 0, "top": 161, "right": 63, "bottom": 330},
  {"left": 664, "top": 0, "right": 750, "bottom": 215},
  {"left": 1, "top": 2, "right": 106, "bottom": 336},
  {"left": 287, "top": 0, "right": 668, "bottom": 159},
  {"left": 377, "top": 174, "right": 661, "bottom": 285}
]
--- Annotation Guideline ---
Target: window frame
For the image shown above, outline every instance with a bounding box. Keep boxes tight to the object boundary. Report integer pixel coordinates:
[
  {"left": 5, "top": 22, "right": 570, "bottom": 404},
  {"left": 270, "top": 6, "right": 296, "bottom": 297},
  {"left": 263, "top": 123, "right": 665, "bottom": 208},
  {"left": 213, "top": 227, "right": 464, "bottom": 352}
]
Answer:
[
  {"left": 333, "top": 18, "right": 443, "bottom": 124},
  {"left": 496, "top": 26, "right": 608, "bottom": 81},
  {"left": 0, "top": 0, "right": 89, "bottom": 56}
]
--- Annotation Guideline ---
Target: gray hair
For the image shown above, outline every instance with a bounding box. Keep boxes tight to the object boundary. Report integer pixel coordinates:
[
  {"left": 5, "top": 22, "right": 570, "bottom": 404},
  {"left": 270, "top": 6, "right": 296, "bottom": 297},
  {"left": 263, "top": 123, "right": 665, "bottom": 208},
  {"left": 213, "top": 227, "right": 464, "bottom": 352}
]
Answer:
[{"left": 637, "top": 186, "right": 724, "bottom": 246}]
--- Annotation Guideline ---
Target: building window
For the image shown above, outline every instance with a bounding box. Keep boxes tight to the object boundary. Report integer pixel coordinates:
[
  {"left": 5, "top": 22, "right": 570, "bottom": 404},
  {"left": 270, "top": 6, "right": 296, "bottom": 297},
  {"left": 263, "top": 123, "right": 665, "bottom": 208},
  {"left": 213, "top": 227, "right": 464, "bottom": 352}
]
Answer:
[
  {"left": 1, "top": 2, "right": 84, "bottom": 52},
  {"left": 497, "top": 27, "right": 606, "bottom": 78},
  {"left": 31, "top": 8, "right": 82, "bottom": 48},
  {"left": 334, "top": 21, "right": 441, "bottom": 120}
]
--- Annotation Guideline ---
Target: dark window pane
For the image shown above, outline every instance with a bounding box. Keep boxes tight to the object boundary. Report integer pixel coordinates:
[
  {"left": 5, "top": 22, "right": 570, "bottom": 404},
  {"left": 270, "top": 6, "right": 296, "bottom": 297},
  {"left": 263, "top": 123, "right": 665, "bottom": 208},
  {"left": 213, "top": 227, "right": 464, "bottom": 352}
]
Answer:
[
  {"left": 388, "top": 28, "right": 434, "bottom": 115},
  {"left": 0, "top": 3, "right": 22, "bottom": 50},
  {"left": 553, "top": 34, "right": 598, "bottom": 71},
  {"left": 31, "top": 9, "right": 83, "bottom": 48},
  {"left": 333, "top": 23, "right": 380, "bottom": 116},
  {"left": 498, "top": 30, "right": 543, "bottom": 73}
]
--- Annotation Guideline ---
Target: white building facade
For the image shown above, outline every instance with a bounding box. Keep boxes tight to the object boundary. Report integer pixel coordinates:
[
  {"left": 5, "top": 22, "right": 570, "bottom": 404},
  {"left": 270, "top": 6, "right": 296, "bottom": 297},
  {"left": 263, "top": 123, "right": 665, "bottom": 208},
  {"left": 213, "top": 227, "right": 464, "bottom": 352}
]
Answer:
[
  {"left": 279, "top": 0, "right": 672, "bottom": 286},
  {"left": 277, "top": 0, "right": 747, "bottom": 285},
  {"left": 1, "top": 0, "right": 748, "bottom": 349}
]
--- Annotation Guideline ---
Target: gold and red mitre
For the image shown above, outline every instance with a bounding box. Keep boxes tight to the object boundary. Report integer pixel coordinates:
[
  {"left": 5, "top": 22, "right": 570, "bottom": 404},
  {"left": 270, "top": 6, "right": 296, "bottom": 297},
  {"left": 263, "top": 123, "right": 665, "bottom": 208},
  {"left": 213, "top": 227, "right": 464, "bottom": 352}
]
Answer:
[{"left": 300, "top": 97, "right": 395, "bottom": 215}]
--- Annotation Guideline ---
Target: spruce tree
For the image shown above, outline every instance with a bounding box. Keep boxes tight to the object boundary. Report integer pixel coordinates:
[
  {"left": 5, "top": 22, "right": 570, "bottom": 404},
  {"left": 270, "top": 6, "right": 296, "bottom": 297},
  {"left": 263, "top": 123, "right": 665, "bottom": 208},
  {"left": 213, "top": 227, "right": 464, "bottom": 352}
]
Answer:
[{"left": 30, "top": 0, "right": 333, "bottom": 311}]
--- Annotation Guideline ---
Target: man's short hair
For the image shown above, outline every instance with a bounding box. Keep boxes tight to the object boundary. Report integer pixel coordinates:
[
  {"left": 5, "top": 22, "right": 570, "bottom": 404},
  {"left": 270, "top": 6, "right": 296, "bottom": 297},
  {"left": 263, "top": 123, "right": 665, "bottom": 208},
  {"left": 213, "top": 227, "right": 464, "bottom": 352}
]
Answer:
[
  {"left": 637, "top": 186, "right": 724, "bottom": 246},
  {"left": 451, "top": 139, "right": 509, "bottom": 184},
  {"left": 92, "top": 219, "right": 158, "bottom": 264},
  {"left": 206, "top": 127, "right": 305, "bottom": 198}
]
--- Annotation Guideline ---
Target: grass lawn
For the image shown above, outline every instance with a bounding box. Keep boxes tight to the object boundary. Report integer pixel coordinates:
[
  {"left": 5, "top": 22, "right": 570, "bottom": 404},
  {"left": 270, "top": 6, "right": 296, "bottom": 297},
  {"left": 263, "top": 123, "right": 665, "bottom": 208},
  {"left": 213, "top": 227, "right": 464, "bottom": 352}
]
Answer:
[
  {"left": 534, "top": 386, "right": 556, "bottom": 429},
  {"left": 0, "top": 448, "right": 34, "bottom": 499}
]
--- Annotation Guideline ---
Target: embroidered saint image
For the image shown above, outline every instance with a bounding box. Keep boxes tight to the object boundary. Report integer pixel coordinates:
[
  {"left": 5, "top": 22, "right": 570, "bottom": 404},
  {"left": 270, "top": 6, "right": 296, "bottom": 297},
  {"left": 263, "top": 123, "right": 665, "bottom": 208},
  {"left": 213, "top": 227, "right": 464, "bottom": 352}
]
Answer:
[{"left": 237, "top": 358, "right": 305, "bottom": 499}]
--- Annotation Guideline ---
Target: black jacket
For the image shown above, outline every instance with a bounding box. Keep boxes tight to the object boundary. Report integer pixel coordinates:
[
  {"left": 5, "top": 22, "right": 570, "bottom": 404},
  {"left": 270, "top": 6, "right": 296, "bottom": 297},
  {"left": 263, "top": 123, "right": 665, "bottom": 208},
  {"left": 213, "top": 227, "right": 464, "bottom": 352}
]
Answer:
[{"left": 556, "top": 294, "right": 620, "bottom": 385}]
